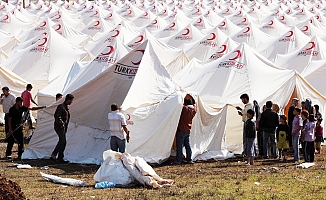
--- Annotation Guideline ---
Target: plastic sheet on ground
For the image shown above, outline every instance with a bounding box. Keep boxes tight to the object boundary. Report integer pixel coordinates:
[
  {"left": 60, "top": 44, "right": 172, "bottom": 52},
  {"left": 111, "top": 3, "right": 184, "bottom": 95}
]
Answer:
[{"left": 40, "top": 172, "right": 86, "bottom": 187}]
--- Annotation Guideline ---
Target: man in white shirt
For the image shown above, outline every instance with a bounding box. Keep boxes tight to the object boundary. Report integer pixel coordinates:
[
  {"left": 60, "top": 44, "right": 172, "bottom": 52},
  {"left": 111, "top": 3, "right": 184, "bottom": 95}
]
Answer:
[
  {"left": 236, "top": 93, "right": 253, "bottom": 157},
  {"left": 108, "top": 103, "right": 130, "bottom": 153},
  {"left": 0, "top": 87, "right": 16, "bottom": 136}
]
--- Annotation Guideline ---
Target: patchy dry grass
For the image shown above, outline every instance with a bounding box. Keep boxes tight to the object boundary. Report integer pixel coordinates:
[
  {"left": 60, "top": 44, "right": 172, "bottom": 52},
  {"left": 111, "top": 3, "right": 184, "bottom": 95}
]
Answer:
[{"left": 1, "top": 126, "right": 326, "bottom": 199}]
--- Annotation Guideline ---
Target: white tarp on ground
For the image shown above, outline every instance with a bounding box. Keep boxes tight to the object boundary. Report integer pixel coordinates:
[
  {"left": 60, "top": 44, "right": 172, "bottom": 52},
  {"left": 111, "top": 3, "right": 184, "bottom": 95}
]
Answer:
[{"left": 23, "top": 39, "right": 233, "bottom": 164}]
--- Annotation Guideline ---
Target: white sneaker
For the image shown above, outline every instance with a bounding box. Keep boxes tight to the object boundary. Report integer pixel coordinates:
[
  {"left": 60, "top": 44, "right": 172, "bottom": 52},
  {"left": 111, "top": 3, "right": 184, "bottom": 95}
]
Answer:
[{"left": 245, "top": 163, "right": 250, "bottom": 166}]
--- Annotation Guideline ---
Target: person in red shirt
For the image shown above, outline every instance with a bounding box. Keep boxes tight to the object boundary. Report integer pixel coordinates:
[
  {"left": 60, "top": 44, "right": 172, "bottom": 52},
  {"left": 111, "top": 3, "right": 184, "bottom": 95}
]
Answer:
[
  {"left": 21, "top": 84, "right": 38, "bottom": 129},
  {"left": 174, "top": 97, "right": 197, "bottom": 165}
]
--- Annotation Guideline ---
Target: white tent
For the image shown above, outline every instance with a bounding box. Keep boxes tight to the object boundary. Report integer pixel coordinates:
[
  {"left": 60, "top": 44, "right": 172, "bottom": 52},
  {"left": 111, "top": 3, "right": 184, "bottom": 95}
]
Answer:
[
  {"left": 81, "top": 16, "right": 114, "bottom": 37},
  {"left": 259, "top": 17, "right": 291, "bottom": 37},
  {"left": 23, "top": 39, "right": 229, "bottom": 164},
  {"left": 301, "top": 59, "right": 326, "bottom": 96},
  {"left": 3, "top": 28, "right": 92, "bottom": 87},
  {"left": 174, "top": 43, "right": 326, "bottom": 153}
]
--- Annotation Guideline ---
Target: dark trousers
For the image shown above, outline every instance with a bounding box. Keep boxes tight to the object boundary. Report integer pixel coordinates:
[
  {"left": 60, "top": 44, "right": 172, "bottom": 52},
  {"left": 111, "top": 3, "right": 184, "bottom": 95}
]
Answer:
[
  {"left": 26, "top": 111, "right": 33, "bottom": 128},
  {"left": 304, "top": 141, "right": 314, "bottom": 163},
  {"left": 110, "top": 136, "right": 126, "bottom": 153},
  {"left": 4, "top": 114, "right": 9, "bottom": 134},
  {"left": 6, "top": 130, "right": 24, "bottom": 157},
  {"left": 175, "top": 130, "right": 192, "bottom": 163},
  {"left": 257, "top": 129, "right": 264, "bottom": 156},
  {"left": 52, "top": 127, "right": 67, "bottom": 160}
]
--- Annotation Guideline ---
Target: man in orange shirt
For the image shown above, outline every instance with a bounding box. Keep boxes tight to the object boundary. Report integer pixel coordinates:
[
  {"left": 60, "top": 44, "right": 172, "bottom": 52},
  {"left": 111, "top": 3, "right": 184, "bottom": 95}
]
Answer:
[{"left": 174, "top": 98, "right": 197, "bottom": 165}]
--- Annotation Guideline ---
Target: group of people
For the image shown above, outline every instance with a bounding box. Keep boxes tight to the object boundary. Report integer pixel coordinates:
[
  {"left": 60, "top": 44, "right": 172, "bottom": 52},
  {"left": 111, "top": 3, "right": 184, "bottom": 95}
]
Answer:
[
  {"left": 238, "top": 94, "right": 324, "bottom": 166},
  {"left": 0, "top": 85, "right": 46, "bottom": 159}
]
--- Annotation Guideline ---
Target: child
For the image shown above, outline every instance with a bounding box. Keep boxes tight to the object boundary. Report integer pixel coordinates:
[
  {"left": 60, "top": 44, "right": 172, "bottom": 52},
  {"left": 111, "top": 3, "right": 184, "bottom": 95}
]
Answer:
[
  {"left": 315, "top": 118, "right": 324, "bottom": 154},
  {"left": 302, "top": 114, "right": 316, "bottom": 163},
  {"left": 292, "top": 108, "right": 303, "bottom": 164},
  {"left": 276, "top": 115, "right": 290, "bottom": 161},
  {"left": 245, "top": 109, "right": 256, "bottom": 166}
]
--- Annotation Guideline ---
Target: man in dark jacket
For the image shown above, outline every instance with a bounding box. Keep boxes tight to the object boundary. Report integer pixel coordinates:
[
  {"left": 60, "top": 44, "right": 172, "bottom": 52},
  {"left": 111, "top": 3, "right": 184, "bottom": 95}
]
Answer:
[
  {"left": 50, "top": 94, "right": 74, "bottom": 163},
  {"left": 259, "top": 101, "right": 279, "bottom": 159}
]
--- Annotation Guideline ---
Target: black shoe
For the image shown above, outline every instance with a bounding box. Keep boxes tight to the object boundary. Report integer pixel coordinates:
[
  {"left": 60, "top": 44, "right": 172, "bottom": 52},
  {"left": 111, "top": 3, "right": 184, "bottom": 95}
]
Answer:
[
  {"left": 58, "top": 159, "right": 69, "bottom": 164},
  {"left": 50, "top": 157, "right": 59, "bottom": 163}
]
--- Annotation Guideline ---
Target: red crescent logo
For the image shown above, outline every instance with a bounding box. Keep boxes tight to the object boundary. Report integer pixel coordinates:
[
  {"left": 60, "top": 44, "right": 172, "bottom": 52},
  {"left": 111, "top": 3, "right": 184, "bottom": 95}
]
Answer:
[
  {"left": 220, "top": 21, "right": 226, "bottom": 26},
  {"left": 128, "top": 10, "right": 132, "bottom": 15},
  {"left": 135, "top": 35, "right": 144, "bottom": 43},
  {"left": 206, "top": 10, "right": 210, "bottom": 15},
  {"left": 226, "top": 8, "right": 229, "bottom": 12},
  {"left": 310, "top": 19, "right": 312, "bottom": 23},
  {"left": 143, "top": 12, "right": 148, "bottom": 16},
  {"left": 238, "top": 11, "right": 242, "bottom": 15},
  {"left": 302, "top": 26, "right": 308, "bottom": 31},
  {"left": 131, "top": 50, "right": 145, "bottom": 65},
  {"left": 108, "top": 5, "right": 111, "bottom": 8},
  {"left": 56, "top": 14, "right": 61, "bottom": 19},
  {"left": 297, "top": 5, "right": 299, "bottom": 8},
  {"left": 152, "top": 20, "right": 157, "bottom": 24},
  {"left": 287, "top": 10, "right": 290, "bottom": 13},
  {"left": 310, "top": 8, "right": 314, "bottom": 12},
  {"left": 306, "top": 42, "right": 315, "bottom": 50},
  {"left": 163, "top": 9, "right": 166, "bottom": 14},
  {"left": 316, "top": 16, "right": 320, "bottom": 20},
  {"left": 38, "top": 38, "right": 47, "bottom": 46},
  {"left": 197, "top": 18, "right": 202, "bottom": 23},
  {"left": 280, "top": 16, "right": 285, "bottom": 20},
  {"left": 251, "top": 8, "right": 254, "bottom": 11},
  {"left": 94, "top": 21, "right": 100, "bottom": 26},
  {"left": 207, "top": 33, "right": 216, "bottom": 40},
  {"left": 217, "top": 44, "right": 227, "bottom": 53},
  {"left": 229, "top": 50, "right": 241, "bottom": 60},
  {"left": 90, "top": 5, "right": 94, "bottom": 10},
  {"left": 197, "top": 8, "right": 200, "bottom": 13},
  {"left": 127, "top": 5, "right": 130, "bottom": 9},
  {"left": 112, "top": 30, "right": 119, "bottom": 37},
  {"left": 182, "top": 28, "right": 190, "bottom": 35},
  {"left": 55, "top": 24, "right": 61, "bottom": 31},
  {"left": 243, "top": 27, "right": 250, "bottom": 33},
  {"left": 83, "top": 5, "right": 86, "bottom": 9},
  {"left": 126, "top": 114, "right": 131, "bottom": 120},
  {"left": 269, "top": 20, "right": 273, "bottom": 25},
  {"left": 101, "top": 46, "right": 114, "bottom": 55},
  {"left": 286, "top": 31, "right": 293, "bottom": 37},
  {"left": 276, "top": 10, "right": 279, "bottom": 14},
  {"left": 93, "top": 11, "right": 98, "bottom": 15},
  {"left": 3, "top": 15, "right": 8, "bottom": 20},
  {"left": 242, "top": 18, "right": 247, "bottom": 22},
  {"left": 108, "top": 13, "right": 112, "bottom": 18},
  {"left": 40, "top": 21, "right": 46, "bottom": 27},
  {"left": 300, "top": 9, "right": 304, "bottom": 13}
]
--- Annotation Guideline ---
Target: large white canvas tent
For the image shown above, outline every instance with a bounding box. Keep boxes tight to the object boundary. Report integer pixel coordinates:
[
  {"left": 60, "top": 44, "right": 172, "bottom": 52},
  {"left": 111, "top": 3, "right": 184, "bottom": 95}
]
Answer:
[
  {"left": 174, "top": 43, "right": 326, "bottom": 153},
  {"left": 23, "top": 39, "right": 232, "bottom": 164}
]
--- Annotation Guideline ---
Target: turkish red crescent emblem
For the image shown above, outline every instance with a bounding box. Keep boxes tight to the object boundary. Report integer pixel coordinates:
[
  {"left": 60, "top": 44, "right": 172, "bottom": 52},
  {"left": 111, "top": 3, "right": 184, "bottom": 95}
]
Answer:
[
  {"left": 126, "top": 5, "right": 130, "bottom": 9},
  {"left": 242, "top": 18, "right": 246, "bottom": 22},
  {"left": 316, "top": 16, "right": 320, "bottom": 20},
  {"left": 38, "top": 38, "right": 47, "bottom": 46},
  {"left": 229, "top": 50, "right": 242, "bottom": 60},
  {"left": 143, "top": 12, "right": 148, "bottom": 16},
  {"left": 302, "top": 26, "right": 308, "bottom": 31},
  {"left": 275, "top": 10, "right": 279, "bottom": 14},
  {"left": 40, "top": 21, "right": 46, "bottom": 27},
  {"left": 197, "top": 8, "right": 200, "bottom": 13},
  {"left": 310, "top": 19, "right": 313, "bottom": 23},
  {"left": 243, "top": 27, "right": 250, "bottom": 33},
  {"left": 206, "top": 10, "right": 210, "bottom": 15},
  {"left": 152, "top": 20, "right": 157, "bottom": 24},
  {"left": 3, "top": 15, "right": 8, "bottom": 20},
  {"left": 131, "top": 50, "right": 145, "bottom": 65},
  {"left": 226, "top": 8, "right": 229, "bottom": 12},
  {"left": 128, "top": 10, "right": 132, "bottom": 15},
  {"left": 170, "top": 22, "right": 175, "bottom": 28},
  {"left": 108, "top": 13, "right": 112, "bottom": 18},
  {"left": 238, "top": 11, "right": 242, "bottom": 15},
  {"left": 93, "top": 11, "right": 98, "bottom": 15},
  {"left": 268, "top": 20, "right": 273, "bottom": 25},
  {"left": 83, "top": 5, "right": 86, "bottom": 9},
  {"left": 207, "top": 33, "right": 216, "bottom": 40},
  {"left": 101, "top": 46, "right": 114, "bottom": 55},
  {"left": 90, "top": 5, "right": 94, "bottom": 10},
  {"left": 280, "top": 16, "right": 285, "bottom": 20},
  {"left": 135, "top": 35, "right": 144, "bottom": 43},
  {"left": 197, "top": 18, "right": 202, "bottom": 23},
  {"left": 56, "top": 14, "right": 61, "bottom": 19},
  {"left": 108, "top": 5, "right": 111, "bottom": 8},
  {"left": 163, "top": 9, "right": 166, "bottom": 14},
  {"left": 286, "top": 31, "right": 293, "bottom": 37},
  {"left": 287, "top": 10, "right": 290, "bottom": 13},
  {"left": 55, "top": 24, "right": 61, "bottom": 31},
  {"left": 112, "top": 30, "right": 119, "bottom": 37},
  {"left": 182, "top": 28, "right": 190, "bottom": 35},
  {"left": 126, "top": 114, "right": 131, "bottom": 120},
  {"left": 94, "top": 21, "right": 100, "bottom": 26},
  {"left": 251, "top": 8, "right": 254, "bottom": 11},
  {"left": 310, "top": 8, "right": 314, "bottom": 12},
  {"left": 217, "top": 44, "right": 227, "bottom": 53},
  {"left": 306, "top": 42, "right": 315, "bottom": 50},
  {"left": 300, "top": 9, "right": 304, "bottom": 13},
  {"left": 220, "top": 21, "right": 226, "bottom": 26}
]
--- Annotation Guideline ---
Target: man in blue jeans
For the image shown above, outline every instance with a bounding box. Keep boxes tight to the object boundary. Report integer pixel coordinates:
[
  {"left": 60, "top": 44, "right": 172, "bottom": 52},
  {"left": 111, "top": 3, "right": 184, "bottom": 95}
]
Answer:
[
  {"left": 108, "top": 103, "right": 130, "bottom": 153},
  {"left": 259, "top": 101, "right": 279, "bottom": 159},
  {"left": 174, "top": 98, "right": 197, "bottom": 165}
]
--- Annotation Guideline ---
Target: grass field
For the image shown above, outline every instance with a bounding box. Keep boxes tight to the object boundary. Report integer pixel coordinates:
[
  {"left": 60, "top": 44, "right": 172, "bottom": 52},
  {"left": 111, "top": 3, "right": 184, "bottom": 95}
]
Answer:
[{"left": 1, "top": 127, "right": 326, "bottom": 199}]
